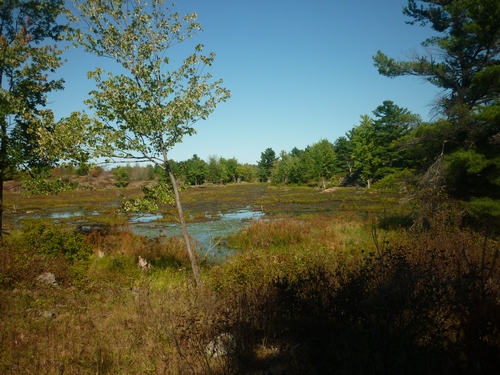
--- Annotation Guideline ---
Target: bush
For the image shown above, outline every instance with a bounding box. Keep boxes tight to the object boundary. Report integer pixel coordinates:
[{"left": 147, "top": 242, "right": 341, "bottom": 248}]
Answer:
[
  {"left": 21, "top": 220, "right": 92, "bottom": 263},
  {"left": 372, "top": 168, "right": 416, "bottom": 191},
  {"left": 112, "top": 166, "right": 131, "bottom": 187},
  {"left": 0, "top": 221, "right": 92, "bottom": 287},
  {"left": 207, "top": 206, "right": 500, "bottom": 374}
]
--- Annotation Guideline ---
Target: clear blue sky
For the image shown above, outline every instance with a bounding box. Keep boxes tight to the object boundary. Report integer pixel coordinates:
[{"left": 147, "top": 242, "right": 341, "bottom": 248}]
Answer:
[{"left": 50, "top": 0, "right": 441, "bottom": 165}]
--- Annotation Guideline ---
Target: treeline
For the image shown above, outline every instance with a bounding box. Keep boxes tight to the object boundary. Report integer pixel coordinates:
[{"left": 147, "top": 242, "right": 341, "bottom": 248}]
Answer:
[
  {"left": 255, "top": 93, "right": 500, "bottom": 222},
  {"left": 119, "top": 100, "right": 420, "bottom": 189},
  {"left": 256, "top": 100, "right": 420, "bottom": 189},
  {"left": 50, "top": 158, "right": 257, "bottom": 187},
  {"left": 168, "top": 155, "right": 258, "bottom": 185},
  {"left": 107, "top": 157, "right": 258, "bottom": 186}
]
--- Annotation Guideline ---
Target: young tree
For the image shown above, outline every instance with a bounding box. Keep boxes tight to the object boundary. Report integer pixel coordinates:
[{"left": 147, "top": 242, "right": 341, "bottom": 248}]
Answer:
[
  {"left": 257, "top": 147, "right": 276, "bottom": 182},
  {"left": 0, "top": 0, "right": 68, "bottom": 236},
  {"left": 303, "top": 139, "right": 336, "bottom": 189},
  {"left": 72, "top": 0, "right": 231, "bottom": 286},
  {"left": 350, "top": 115, "right": 380, "bottom": 188}
]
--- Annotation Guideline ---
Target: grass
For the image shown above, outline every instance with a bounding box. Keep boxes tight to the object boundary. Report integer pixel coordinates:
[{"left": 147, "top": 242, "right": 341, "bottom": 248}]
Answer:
[
  {"left": 3, "top": 183, "right": 403, "bottom": 223},
  {"left": 1, "top": 184, "right": 499, "bottom": 374}
]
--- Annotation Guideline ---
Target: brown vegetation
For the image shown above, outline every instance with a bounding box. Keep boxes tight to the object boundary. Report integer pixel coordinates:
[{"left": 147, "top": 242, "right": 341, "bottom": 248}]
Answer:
[{"left": 0, "top": 185, "right": 499, "bottom": 374}]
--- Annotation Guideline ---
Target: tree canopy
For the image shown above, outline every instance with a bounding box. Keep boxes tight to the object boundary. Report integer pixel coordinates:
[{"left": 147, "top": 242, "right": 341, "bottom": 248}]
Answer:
[
  {"left": 257, "top": 147, "right": 276, "bottom": 182},
  {"left": 0, "top": 0, "right": 68, "bottom": 235},
  {"left": 374, "top": 0, "right": 500, "bottom": 117},
  {"left": 373, "top": 0, "right": 500, "bottom": 218},
  {"left": 70, "top": 0, "right": 231, "bottom": 285}
]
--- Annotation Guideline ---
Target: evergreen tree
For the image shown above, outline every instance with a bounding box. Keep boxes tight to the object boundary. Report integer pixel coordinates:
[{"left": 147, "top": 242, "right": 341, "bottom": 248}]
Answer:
[
  {"left": 374, "top": 0, "right": 500, "bottom": 210},
  {"left": 257, "top": 147, "right": 276, "bottom": 182}
]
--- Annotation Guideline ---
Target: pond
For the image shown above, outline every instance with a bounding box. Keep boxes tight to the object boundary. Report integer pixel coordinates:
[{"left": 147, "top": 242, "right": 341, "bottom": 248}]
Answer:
[
  {"left": 16, "top": 208, "right": 265, "bottom": 261},
  {"left": 129, "top": 208, "right": 265, "bottom": 260}
]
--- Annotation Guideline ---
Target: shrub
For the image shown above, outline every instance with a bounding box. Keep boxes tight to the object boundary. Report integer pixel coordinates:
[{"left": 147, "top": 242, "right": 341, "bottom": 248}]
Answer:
[
  {"left": 0, "top": 221, "right": 92, "bottom": 287},
  {"left": 112, "top": 166, "right": 131, "bottom": 187},
  {"left": 372, "top": 168, "right": 416, "bottom": 191},
  {"left": 21, "top": 220, "right": 92, "bottom": 263}
]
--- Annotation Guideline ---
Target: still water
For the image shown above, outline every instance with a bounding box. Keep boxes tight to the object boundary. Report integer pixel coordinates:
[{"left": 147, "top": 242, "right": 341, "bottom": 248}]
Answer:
[
  {"left": 20, "top": 208, "right": 265, "bottom": 261},
  {"left": 130, "top": 209, "right": 265, "bottom": 260}
]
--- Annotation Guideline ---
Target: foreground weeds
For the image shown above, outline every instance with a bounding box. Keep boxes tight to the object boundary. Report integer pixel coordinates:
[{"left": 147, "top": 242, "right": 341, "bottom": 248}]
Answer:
[
  {"left": 1, "top": 202, "right": 499, "bottom": 374},
  {"left": 209, "top": 210, "right": 500, "bottom": 374}
]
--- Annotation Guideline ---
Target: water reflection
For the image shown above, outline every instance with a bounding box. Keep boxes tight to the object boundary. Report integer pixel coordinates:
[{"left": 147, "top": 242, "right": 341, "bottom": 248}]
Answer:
[
  {"left": 16, "top": 208, "right": 264, "bottom": 261},
  {"left": 131, "top": 209, "right": 264, "bottom": 261},
  {"left": 130, "top": 213, "right": 163, "bottom": 223}
]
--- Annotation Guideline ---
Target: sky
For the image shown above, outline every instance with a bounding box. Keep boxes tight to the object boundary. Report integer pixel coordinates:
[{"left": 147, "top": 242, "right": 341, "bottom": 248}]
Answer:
[{"left": 49, "top": 0, "right": 442, "bottom": 165}]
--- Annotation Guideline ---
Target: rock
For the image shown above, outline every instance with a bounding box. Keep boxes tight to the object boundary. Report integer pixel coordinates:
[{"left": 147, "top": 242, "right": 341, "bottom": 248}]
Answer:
[
  {"left": 205, "top": 333, "right": 236, "bottom": 358},
  {"left": 138, "top": 256, "right": 150, "bottom": 271},
  {"left": 322, "top": 187, "right": 338, "bottom": 193},
  {"left": 36, "top": 272, "right": 58, "bottom": 286},
  {"left": 42, "top": 310, "right": 56, "bottom": 319}
]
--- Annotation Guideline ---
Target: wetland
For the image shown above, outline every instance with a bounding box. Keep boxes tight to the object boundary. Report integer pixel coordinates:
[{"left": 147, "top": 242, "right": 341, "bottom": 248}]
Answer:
[
  {"left": 3, "top": 183, "right": 496, "bottom": 374},
  {"left": 3, "top": 183, "right": 403, "bottom": 259}
]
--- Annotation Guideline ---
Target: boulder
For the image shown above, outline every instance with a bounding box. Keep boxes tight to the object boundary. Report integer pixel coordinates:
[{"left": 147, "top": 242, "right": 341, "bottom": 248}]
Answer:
[
  {"left": 205, "top": 333, "right": 236, "bottom": 358},
  {"left": 36, "top": 272, "right": 58, "bottom": 286},
  {"left": 138, "top": 256, "right": 150, "bottom": 271}
]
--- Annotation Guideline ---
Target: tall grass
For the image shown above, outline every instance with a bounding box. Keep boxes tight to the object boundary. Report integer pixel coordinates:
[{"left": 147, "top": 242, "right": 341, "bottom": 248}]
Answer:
[{"left": 1, "top": 201, "right": 499, "bottom": 374}]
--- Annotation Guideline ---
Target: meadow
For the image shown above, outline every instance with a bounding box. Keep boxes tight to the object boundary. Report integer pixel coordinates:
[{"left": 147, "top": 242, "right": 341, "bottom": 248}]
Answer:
[{"left": 1, "top": 183, "right": 499, "bottom": 374}]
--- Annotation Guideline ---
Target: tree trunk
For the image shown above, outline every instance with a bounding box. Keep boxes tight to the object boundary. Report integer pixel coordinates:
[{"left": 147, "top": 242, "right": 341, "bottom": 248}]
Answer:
[
  {"left": 0, "top": 161, "right": 3, "bottom": 239},
  {"left": 0, "top": 119, "right": 6, "bottom": 239},
  {"left": 164, "top": 158, "right": 202, "bottom": 286}
]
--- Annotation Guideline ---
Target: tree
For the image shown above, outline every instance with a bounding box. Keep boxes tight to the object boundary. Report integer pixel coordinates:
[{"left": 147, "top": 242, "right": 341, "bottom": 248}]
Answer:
[
  {"left": 350, "top": 115, "right": 380, "bottom": 188},
  {"left": 184, "top": 154, "right": 206, "bottom": 185},
  {"left": 270, "top": 150, "right": 292, "bottom": 185},
  {"left": 235, "top": 163, "right": 257, "bottom": 182},
  {"left": 257, "top": 147, "right": 276, "bottom": 182},
  {"left": 374, "top": 0, "right": 500, "bottom": 119},
  {"left": 0, "top": 0, "right": 68, "bottom": 236},
  {"left": 372, "top": 101, "right": 420, "bottom": 175},
  {"left": 333, "top": 136, "right": 354, "bottom": 175},
  {"left": 303, "top": 139, "right": 336, "bottom": 189},
  {"left": 223, "top": 157, "right": 239, "bottom": 183},
  {"left": 373, "top": 0, "right": 500, "bottom": 211},
  {"left": 72, "top": 0, "right": 231, "bottom": 286},
  {"left": 112, "top": 165, "right": 130, "bottom": 187},
  {"left": 206, "top": 155, "right": 228, "bottom": 184}
]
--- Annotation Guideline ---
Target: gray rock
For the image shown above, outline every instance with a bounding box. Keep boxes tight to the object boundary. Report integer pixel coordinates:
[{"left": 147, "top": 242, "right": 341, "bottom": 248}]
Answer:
[
  {"left": 36, "top": 272, "right": 58, "bottom": 286},
  {"left": 205, "top": 333, "right": 236, "bottom": 358},
  {"left": 138, "top": 256, "right": 150, "bottom": 271},
  {"left": 42, "top": 310, "right": 56, "bottom": 319}
]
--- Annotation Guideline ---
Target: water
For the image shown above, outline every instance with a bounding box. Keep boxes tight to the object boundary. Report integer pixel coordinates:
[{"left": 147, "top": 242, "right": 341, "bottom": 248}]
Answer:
[
  {"left": 130, "top": 209, "right": 265, "bottom": 260},
  {"left": 17, "top": 207, "right": 265, "bottom": 261}
]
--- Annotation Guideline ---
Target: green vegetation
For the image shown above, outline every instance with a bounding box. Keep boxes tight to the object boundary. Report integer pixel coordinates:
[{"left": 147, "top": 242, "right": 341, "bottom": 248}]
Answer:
[
  {"left": 1, "top": 0, "right": 499, "bottom": 373},
  {"left": 1, "top": 185, "right": 499, "bottom": 374},
  {"left": 66, "top": 0, "right": 231, "bottom": 286},
  {"left": 373, "top": 0, "right": 500, "bottom": 218},
  {"left": 0, "top": 0, "right": 70, "bottom": 237}
]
